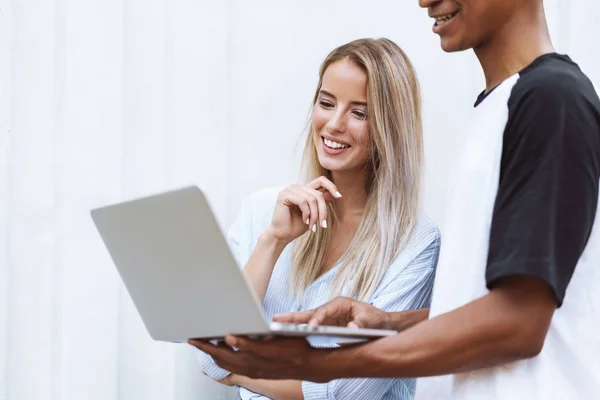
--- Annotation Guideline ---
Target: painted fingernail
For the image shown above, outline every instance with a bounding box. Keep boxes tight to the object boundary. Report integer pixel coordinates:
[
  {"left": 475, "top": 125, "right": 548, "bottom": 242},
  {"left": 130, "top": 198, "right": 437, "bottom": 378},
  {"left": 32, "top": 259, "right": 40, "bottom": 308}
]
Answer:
[
  {"left": 312, "top": 224, "right": 317, "bottom": 232},
  {"left": 335, "top": 191, "right": 342, "bottom": 198},
  {"left": 321, "top": 220, "right": 327, "bottom": 229},
  {"left": 226, "top": 335, "right": 238, "bottom": 347},
  {"left": 306, "top": 218, "right": 310, "bottom": 225}
]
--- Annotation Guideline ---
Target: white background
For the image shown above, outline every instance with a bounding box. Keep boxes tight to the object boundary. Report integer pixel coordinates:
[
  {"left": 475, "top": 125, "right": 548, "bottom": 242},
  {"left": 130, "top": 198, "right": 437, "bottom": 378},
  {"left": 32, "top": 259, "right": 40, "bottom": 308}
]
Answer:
[{"left": 1, "top": 1, "right": 599, "bottom": 399}]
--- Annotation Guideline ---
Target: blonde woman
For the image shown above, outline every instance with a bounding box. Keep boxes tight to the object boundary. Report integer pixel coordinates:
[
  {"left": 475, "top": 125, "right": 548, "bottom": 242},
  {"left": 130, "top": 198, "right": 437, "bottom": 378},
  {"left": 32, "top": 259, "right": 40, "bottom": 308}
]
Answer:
[{"left": 195, "top": 38, "right": 440, "bottom": 400}]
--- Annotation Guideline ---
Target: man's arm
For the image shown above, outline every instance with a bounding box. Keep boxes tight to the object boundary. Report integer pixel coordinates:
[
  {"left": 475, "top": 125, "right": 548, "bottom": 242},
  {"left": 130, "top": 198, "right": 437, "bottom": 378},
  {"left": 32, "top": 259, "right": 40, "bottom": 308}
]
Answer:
[
  {"left": 381, "top": 308, "right": 430, "bottom": 332},
  {"left": 320, "top": 276, "right": 555, "bottom": 380},
  {"left": 190, "top": 275, "right": 555, "bottom": 383},
  {"left": 274, "top": 297, "right": 430, "bottom": 332}
]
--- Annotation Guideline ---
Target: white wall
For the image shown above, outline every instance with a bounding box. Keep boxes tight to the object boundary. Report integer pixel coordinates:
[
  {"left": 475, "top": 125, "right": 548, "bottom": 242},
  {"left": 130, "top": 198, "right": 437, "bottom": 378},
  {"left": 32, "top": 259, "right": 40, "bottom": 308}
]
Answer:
[
  {"left": 224, "top": 1, "right": 479, "bottom": 227},
  {"left": 1, "top": 1, "right": 599, "bottom": 399}
]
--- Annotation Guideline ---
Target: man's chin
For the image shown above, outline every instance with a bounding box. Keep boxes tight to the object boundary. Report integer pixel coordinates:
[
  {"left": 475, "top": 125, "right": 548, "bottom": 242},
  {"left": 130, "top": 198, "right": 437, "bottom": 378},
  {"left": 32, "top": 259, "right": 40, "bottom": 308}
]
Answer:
[{"left": 439, "top": 37, "right": 470, "bottom": 53}]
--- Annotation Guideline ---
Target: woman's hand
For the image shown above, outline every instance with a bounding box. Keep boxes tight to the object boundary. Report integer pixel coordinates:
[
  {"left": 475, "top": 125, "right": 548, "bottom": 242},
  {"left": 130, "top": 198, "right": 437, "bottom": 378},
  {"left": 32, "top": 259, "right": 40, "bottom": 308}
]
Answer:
[
  {"left": 203, "top": 369, "right": 304, "bottom": 399},
  {"left": 239, "top": 176, "right": 340, "bottom": 303},
  {"left": 265, "top": 176, "right": 342, "bottom": 244},
  {"left": 204, "top": 371, "right": 239, "bottom": 387}
]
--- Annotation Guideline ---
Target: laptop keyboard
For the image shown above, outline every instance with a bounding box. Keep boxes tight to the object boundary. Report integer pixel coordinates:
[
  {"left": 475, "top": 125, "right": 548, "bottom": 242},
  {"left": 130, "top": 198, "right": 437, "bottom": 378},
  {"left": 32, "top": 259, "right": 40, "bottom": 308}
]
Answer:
[{"left": 278, "top": 323, "right": 322, "bottom": 333}]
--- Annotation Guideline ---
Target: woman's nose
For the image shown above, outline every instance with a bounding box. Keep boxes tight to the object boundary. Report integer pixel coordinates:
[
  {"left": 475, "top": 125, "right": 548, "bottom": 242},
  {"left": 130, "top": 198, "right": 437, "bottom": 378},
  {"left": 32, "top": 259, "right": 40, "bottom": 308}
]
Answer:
[{"left": 325, "top": 110, "right": 346, "bottom": 133}]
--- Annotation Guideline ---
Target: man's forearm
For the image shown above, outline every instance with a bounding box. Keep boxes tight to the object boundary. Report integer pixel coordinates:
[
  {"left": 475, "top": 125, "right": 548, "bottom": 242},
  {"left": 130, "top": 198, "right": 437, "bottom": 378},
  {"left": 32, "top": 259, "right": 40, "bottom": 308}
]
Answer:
[
  {"left": 386, "top": 308, "right": 429, "bottom": 331},
  {"left": 315, "top": 283, "right": 554, "bottom": 382}
]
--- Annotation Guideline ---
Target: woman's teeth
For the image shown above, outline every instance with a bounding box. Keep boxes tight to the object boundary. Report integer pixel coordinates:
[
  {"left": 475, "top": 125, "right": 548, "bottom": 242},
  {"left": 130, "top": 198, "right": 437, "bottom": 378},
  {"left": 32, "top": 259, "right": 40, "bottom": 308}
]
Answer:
[
  {"left": 435, "top": 11, "right": 458, "bottom": 26},
  {"left": 324, "top": 138, "right": 350, "bottom": 149}
]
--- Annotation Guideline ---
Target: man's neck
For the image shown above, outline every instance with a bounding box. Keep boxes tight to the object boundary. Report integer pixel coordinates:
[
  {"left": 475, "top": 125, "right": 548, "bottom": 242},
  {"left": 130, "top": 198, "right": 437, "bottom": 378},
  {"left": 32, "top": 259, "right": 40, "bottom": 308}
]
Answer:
[{"left": 474, "top": 8, "right": 555, "bottom": 93}]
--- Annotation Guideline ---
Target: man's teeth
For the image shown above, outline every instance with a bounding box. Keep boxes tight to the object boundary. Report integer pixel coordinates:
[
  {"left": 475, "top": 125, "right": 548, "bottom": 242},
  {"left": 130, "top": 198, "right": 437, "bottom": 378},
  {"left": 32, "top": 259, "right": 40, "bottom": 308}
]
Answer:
[
  {"left": 324, "top": 138, "right": 350, "bottom": 149},
  {"left": 435, "top": 12, "right": 457, "bottom": 25}
]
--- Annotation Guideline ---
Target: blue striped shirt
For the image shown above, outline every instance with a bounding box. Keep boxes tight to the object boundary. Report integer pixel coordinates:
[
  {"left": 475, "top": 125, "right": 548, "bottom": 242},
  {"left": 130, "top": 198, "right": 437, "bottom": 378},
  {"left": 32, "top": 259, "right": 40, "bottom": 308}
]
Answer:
[{"left": 197, "top": 188, "right": 440, "bottom": 400}]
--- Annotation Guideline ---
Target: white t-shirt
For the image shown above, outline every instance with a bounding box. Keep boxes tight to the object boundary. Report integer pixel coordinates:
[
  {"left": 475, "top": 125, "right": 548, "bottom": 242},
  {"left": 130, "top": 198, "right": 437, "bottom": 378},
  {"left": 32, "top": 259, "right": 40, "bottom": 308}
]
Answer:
[{"left": 416, "top": 54, "right": 600, "bottom": 399}]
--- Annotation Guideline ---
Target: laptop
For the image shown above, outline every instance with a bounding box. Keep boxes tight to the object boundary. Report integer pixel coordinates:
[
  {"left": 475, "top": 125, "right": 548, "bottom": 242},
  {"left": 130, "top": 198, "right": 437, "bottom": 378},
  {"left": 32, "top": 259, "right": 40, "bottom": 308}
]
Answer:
[{"left": 90, "top": 186, "right": 397, "bottom": 344}]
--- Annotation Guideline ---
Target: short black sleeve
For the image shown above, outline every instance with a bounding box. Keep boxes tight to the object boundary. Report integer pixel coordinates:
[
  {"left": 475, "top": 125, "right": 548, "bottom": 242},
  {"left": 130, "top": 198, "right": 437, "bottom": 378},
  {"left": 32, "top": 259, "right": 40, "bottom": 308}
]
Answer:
[{"left": 485, "top": 57, "right": 600, "bottom": 306}]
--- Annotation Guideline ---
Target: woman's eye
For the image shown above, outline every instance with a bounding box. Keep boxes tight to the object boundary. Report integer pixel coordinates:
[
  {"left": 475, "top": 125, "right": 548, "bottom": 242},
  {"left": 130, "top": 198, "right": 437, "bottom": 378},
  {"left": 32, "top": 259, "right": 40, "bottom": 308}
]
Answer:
[
  {"left": 319, "top": 100, "right": 334, "bottom": 108},
  {"left": 353, "top": 111, "right": 368, "bottom": 120}
]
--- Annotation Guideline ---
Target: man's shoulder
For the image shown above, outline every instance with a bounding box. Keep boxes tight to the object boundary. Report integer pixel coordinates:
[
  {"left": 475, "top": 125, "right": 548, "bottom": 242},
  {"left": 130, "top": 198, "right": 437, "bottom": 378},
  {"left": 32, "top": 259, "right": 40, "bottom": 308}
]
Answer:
[{"left": 511, "top": 54, "right": 599, "bottom": 106}]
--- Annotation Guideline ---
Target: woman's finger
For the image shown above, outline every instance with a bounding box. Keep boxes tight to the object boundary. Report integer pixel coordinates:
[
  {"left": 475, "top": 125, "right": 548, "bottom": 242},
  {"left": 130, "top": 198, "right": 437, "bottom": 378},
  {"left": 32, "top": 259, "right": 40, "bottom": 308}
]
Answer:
[
  {"left": 280, "top": 188, "right": 312, "bottom": 225},
  {"left": 305, "top": 193, "right": 319, "bottom": 232},
  {"left": 290, "top": 187, "right": 318, "bottom": 232},
  {"left": 307, "top": 176, "right": 342, "bottom": 200},
  {"left": 288, "top": 186, "right": 319, "bottom": 232},
  {"left": 300, "top": 187, "right": 328, "bottom": 229}
]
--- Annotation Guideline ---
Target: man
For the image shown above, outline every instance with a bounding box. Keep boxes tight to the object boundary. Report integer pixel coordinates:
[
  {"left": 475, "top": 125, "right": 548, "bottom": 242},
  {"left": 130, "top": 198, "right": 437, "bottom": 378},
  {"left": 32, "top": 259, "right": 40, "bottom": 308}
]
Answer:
[{"left": 190, "top": 1, "right": 600, "bottom": 398}]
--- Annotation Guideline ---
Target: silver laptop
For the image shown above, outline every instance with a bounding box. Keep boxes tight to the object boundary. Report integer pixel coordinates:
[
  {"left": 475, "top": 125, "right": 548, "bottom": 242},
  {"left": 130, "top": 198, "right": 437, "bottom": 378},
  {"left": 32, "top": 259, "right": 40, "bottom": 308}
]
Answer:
[{"left": 90, "top": 186, "right": 397, "bottom": 343}]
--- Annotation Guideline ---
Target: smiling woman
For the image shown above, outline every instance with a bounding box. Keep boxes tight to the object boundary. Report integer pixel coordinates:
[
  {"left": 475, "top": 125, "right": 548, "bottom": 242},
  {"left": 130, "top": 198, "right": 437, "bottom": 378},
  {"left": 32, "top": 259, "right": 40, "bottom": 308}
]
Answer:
[
  {"left": 292, "top": 39, "right": 429, "bottom": 303},
  {"left": 194, "top": 38, "right": 441, "bottom": 400},
  {"left": 312, "top": 62, "right": 370, "bottom": 174}
]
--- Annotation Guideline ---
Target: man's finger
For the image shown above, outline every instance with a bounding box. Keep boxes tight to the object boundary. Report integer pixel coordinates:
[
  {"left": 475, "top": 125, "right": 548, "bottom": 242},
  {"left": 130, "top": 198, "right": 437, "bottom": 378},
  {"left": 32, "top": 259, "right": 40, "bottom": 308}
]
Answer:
[
  {"left": 210, "top": 357, "right": 237, "bottom": 374},
  {"left": 273, "top": 310, "right": 315, "bottom": 324},
  {"left": 228, "top": 335, "right": 307, "bottom": 357},
  {"left": 191, "top": 339, "right": 253, "bottom": 376},
  {"left": 307, "top": 310, "right": 328, "bottom": 326},
  {"left": 188, "top": 338, "right": 214, "bottom": 349},
  {"left": 225, "top": 335, "right": 268, "bottom": 354},
  {"left": 188, "top": 339, "right": 233, "bottom": 359},
  {"left": 308, "top": 303, "right": 342, "bottom": 326}
]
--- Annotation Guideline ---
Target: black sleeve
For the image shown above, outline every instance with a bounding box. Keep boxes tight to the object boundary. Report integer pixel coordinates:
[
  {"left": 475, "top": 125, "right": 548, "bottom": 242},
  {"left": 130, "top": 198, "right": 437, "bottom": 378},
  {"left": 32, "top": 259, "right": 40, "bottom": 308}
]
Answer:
[{"left": 485, "top": 74, "right": 600, "bottom": 306}]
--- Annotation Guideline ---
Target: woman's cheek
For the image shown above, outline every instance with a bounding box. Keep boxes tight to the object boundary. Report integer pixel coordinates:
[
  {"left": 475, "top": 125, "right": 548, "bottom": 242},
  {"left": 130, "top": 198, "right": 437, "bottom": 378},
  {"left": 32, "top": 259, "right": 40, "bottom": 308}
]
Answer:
[{"left": 349, "top": 120, "right": 370, "bottom": 146}]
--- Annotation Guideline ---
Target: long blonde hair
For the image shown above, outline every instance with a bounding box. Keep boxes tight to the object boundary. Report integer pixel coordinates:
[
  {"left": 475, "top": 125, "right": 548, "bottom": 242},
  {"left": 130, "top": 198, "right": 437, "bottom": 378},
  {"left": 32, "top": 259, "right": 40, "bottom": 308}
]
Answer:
[{"left": 291, "top": 38, "right": 423, "bottom": 302}]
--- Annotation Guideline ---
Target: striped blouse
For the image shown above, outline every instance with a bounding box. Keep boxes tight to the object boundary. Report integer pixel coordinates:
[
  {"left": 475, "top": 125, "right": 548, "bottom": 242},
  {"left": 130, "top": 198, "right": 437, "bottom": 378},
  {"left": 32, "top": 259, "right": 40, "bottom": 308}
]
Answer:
[{"left": 197, "top": 187, "right": 440, "bottom": 400}]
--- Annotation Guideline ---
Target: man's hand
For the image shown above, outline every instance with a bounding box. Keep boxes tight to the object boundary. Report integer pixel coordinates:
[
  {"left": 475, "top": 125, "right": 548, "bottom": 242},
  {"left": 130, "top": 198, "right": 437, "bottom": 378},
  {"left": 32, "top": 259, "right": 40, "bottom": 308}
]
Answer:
[
  {"left": 189, "top": 336, "right": 336, "bottom": 383},
  {"left": 273, "top": 296, "right": 393, "bottom": 330},
  {"left": 190, "top": 277, "right": 557, "bottom": 385}
]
